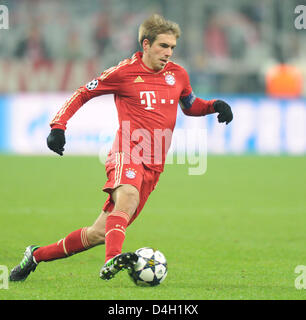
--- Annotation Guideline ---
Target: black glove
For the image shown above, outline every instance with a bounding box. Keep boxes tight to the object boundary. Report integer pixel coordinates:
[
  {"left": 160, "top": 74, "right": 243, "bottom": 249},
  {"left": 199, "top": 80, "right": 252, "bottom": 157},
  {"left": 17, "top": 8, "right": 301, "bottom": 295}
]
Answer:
[
  {"left": 213, "top": 100, "right": 233, "bottom": 125},
  {"left": 47, "top": 129, "right": 66, "bottom": 156}
]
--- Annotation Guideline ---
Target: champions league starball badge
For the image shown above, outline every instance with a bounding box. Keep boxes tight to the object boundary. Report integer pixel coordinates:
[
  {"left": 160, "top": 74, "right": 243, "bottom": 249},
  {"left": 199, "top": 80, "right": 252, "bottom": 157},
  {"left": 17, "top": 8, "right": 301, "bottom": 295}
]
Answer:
[{"left": 86, "top": 79, "right": 98, "bottom": 90}]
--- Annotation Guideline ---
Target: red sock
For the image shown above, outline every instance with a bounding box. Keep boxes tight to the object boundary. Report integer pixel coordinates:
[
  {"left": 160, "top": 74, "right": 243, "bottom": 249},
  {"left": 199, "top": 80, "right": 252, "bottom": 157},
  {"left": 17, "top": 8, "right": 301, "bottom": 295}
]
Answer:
[
  {"left": 33, "top": 227, "right": 91, "bottom": 263},
  {"left": 104, "top": 211, "right": 130, "bottom": 263}
]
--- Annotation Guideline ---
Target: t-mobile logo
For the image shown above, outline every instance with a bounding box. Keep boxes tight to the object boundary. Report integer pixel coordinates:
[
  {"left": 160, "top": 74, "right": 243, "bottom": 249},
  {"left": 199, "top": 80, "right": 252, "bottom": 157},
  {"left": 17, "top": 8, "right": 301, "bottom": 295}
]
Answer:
[
  {"left": 140, "top": 91, "right": 156, "bottom": 110},
  {"left": 140, "top": 91, "right": 175, "bottom": 110}
]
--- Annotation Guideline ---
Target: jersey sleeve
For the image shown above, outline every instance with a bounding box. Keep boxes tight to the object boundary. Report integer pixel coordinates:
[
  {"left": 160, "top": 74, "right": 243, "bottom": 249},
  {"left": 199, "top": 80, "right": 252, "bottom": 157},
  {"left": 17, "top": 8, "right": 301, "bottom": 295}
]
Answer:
[
  {"left": 179, "top": 67, "right": 216, "bottom": 116},
  {"left": 50, "top": 65, "right": 122, "bottom": 130},
  {"left": 179, "top": 67, "right": 193, "bottom": 98}
]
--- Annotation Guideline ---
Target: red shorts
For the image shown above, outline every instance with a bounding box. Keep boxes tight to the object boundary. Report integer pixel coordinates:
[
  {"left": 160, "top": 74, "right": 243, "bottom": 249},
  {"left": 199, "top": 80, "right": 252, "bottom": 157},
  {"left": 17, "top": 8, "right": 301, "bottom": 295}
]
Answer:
[{"left": 102, "top": 152, "right": 160, "bottom": 225}]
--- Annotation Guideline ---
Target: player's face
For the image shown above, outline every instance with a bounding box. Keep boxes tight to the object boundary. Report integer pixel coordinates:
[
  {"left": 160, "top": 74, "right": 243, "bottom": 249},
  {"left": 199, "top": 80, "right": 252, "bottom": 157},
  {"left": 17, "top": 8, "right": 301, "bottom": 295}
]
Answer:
[{"left": 142, "top": 33, "right": 177, "bottom": 71}]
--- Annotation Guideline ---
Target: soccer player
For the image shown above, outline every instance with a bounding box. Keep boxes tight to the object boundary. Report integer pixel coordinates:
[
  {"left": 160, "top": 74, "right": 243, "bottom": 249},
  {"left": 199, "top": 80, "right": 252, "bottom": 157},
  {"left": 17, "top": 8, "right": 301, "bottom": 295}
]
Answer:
[{"left": 10, "top": 14, "right": 233, "bottom": 282}]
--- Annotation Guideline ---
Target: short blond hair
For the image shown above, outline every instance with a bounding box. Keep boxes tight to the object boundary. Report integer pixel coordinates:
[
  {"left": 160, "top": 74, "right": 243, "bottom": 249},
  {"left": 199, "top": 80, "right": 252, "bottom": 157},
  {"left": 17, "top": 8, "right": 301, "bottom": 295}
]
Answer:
[{"left": 138, "top": 14, "right": 181, "bottom": 48}]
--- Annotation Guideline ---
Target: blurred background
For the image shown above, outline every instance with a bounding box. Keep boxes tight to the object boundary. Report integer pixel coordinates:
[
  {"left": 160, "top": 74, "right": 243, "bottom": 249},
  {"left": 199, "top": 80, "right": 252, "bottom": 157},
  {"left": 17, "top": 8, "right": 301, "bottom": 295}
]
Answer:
[{"left": 0, "top": 0, "right": 305, "bottom": 155}]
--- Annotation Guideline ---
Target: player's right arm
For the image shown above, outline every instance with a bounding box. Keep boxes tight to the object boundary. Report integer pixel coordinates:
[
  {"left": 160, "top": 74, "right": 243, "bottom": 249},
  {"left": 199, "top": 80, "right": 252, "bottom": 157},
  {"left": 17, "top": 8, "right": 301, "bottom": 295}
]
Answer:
[{"left": 47, "top": 65, "right": 122, "bottom": 155}]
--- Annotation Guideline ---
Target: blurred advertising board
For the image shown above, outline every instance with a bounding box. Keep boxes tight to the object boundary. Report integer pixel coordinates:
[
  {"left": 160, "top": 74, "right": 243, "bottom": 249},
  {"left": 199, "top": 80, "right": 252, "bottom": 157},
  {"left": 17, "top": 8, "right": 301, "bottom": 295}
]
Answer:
[{"left": 0, "top": 94, "right": 305, "bottom": 155}]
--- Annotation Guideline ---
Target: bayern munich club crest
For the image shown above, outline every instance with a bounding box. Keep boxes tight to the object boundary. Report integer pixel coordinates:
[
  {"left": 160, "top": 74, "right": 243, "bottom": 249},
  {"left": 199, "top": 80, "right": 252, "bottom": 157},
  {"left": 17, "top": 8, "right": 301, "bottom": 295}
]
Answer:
[
  {"left": 125, "top": 168, "right": 137, "bottom": 179},
  {"left": 164, "top": 71, "right": 175, "bottom": 85}
]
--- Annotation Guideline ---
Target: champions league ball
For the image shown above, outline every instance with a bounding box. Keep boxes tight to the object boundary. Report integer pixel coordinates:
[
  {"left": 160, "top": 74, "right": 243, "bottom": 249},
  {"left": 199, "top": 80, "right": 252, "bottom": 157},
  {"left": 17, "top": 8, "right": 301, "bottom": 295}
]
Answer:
[{"left": 128, "top": 247, "right": 168, "bottom": 287}]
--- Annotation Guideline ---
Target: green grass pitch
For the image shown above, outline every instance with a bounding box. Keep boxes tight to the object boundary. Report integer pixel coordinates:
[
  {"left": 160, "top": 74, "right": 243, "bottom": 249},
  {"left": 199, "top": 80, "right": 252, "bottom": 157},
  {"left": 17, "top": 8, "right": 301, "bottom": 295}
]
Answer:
[{"left": 0, "top": 154, "right": 305, "bottom": 300}]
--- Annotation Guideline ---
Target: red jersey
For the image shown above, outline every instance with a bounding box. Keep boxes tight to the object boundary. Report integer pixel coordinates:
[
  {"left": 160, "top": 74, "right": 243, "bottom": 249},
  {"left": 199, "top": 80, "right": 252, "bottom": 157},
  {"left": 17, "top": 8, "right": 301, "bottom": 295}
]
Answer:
[{"left": 51, "top": 51, "right": 215, "bottom": 172}]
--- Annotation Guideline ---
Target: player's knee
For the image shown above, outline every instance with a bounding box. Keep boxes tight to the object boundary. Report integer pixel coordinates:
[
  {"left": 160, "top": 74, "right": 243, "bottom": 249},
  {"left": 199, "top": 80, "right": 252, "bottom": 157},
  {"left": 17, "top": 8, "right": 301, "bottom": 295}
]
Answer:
[{"left": 86, "top": 226, "right": 105, "bottom": 246}]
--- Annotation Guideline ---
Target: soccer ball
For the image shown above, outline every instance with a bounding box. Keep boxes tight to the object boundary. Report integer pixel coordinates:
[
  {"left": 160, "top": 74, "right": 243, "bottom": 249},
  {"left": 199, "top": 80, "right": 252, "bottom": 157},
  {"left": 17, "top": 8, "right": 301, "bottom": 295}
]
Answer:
[{"left": 128, "top": 247, "right": 168, "bottom": 287}]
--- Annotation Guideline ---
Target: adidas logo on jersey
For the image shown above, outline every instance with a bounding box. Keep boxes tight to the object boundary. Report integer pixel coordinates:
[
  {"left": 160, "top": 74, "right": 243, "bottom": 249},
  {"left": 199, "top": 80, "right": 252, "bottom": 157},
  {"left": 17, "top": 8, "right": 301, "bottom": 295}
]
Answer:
[{"left": 134, "top": 76, "right": 144, "bottom": 83}]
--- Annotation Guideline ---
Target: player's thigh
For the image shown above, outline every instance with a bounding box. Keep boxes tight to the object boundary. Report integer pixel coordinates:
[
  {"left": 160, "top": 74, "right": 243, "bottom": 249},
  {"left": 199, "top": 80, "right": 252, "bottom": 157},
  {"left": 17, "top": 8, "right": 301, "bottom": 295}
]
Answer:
[
  {"left": 112, "top": 184, "right": 140, "bottom": 215},
  {"left": 128, "top": 168, "right": 161, "bottom": 226}
]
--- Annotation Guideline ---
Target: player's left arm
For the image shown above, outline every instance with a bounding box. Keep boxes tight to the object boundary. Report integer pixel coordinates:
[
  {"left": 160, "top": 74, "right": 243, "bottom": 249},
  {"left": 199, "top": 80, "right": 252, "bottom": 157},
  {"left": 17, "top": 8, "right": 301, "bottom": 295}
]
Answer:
[
  {"left": 178, "top": 68, "right": 233, "bottom": 124},
  {"left": 179, "top": 93, "right": 233, "bottom": 125}
]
